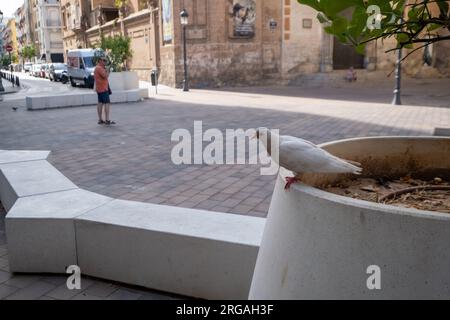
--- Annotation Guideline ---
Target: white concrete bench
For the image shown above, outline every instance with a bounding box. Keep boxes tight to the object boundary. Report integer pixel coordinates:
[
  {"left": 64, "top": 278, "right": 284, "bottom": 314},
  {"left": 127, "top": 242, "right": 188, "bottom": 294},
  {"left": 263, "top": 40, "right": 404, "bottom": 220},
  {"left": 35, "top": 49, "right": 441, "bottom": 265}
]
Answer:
[
  {"left": 0, "top": 150, "right": 265, "bottom": 299},
  {"left": 0, "top": 160, "right": 77, "bottom": 211},
  {"left": 26, "top": 89, "right": 149, "bottom": 110},
  {"left": 76, "top": 199, "right": 263, "bottom": 299},
  {"left": 6, "top": 189, "right": 112, "bottom": 273}
]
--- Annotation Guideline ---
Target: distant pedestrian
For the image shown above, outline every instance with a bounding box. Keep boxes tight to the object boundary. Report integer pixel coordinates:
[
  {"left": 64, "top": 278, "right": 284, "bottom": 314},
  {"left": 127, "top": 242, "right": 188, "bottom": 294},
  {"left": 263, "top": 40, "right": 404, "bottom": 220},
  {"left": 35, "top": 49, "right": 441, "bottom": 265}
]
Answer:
[
  {"left": 345, "top": 66, "right": 357, "bottom": 82},
  {"left": 94, "top": 57, "right": 115, "bottom": 125}
]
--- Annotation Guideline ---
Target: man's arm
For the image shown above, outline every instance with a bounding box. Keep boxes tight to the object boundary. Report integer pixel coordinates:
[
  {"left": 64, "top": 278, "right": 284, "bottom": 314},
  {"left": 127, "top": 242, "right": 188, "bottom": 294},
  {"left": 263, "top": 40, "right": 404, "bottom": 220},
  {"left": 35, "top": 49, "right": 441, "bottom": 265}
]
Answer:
[{"left": 97, "top": 66, "right": 108, "bottom": 79}]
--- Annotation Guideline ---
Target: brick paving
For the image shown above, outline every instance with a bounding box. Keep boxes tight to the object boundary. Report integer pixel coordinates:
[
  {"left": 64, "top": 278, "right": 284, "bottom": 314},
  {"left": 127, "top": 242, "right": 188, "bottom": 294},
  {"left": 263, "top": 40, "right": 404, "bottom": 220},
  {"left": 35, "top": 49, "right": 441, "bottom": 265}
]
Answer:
[
  {"left": 0, "top": 203, "right": 186, "bottom": 300},
  {"left": 0, "top": 78, "right": 449, "bottom": 217},
  {"left": 0, "top": 78, "right": 449, "bottom": 300}
]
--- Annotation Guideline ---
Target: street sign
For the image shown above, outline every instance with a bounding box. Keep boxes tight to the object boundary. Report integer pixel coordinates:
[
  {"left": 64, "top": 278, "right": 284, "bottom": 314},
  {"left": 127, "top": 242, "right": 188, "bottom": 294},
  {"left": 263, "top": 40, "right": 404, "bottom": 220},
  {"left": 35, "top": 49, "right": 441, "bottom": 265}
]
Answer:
[{"left": 5, "top": 45, "right": 13, "bottom": 52}]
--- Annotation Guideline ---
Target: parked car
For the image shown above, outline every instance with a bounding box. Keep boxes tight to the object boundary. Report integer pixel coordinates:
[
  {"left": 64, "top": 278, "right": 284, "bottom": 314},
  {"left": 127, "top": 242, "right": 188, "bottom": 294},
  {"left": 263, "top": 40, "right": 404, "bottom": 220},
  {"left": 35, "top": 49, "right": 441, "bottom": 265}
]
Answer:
[
  {"left": 31, "top": 64, "right": 42, "bottom": 77},
  {"left": 60, "top": 70, "right": 69, "bottom": 84},
  {"left": 67, "top": 49, "right": 96, "bottom": 88},
  {"left": 24, "top": 63, "right": 32, "bottom": 73},
  {"left": 44, "top": 63, "right": 52, "bottom": 79},
  {"left": 49, "top": 63, "right": 67, "bottom": 82}
]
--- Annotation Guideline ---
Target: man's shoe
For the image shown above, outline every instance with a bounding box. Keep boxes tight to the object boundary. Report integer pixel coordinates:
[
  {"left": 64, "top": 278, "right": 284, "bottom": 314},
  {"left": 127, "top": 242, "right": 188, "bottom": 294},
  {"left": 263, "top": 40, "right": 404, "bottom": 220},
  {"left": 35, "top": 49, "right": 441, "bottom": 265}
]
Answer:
[
  {"left": 98, "top": 120, "right": 105, "bottom": 125},
  {"left": 105, "top": 120, "right": 116, "bottom": 125}
]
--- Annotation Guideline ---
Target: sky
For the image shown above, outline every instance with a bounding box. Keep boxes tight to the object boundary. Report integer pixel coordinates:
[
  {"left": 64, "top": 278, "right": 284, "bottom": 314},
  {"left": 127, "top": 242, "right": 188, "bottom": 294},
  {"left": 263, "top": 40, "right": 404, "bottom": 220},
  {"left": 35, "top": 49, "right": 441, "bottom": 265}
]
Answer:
[{"left": 1, "top": 0, "right": 25, "bottom": 18}]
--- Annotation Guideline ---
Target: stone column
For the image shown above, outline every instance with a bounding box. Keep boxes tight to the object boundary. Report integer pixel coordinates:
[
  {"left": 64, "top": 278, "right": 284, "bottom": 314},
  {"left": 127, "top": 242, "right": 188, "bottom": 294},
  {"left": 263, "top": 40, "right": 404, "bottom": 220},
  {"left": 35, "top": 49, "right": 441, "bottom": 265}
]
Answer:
[
  {"left": 365, "top": 41, "right": 378, "bottom": 71},
  {"left": 320, "top": 28, "right": 333, "bottom": 72}
]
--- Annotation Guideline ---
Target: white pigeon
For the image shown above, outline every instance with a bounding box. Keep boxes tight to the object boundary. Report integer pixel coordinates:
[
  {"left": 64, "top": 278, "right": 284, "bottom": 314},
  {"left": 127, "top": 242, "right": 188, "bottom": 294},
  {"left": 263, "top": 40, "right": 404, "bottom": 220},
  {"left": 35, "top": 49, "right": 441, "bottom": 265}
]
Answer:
[{"left": 255, "top": 128, "right": 362, "bottom": 189}]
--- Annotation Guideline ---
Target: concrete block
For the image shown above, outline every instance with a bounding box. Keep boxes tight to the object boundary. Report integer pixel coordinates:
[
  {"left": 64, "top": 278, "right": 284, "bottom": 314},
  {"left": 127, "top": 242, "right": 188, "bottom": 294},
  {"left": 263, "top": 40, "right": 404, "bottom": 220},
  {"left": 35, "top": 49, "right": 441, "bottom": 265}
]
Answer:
[
  {"left": 82, "top": 93, "right": 98, "bottom": 105},
  {"left": 0, "top": 160, "right": 77, "bottom": 211},
  {"left": 26, "top": 96, "right": 44, "bottom": 110},
  {"left": 139, "top": 88, "right": 148, "bottom": 99},
  {"left": 76, "top": 199, "right": 265, "bottom": 299},
  {"left": 109, "top": 72, "right": 139, "bottom": 91},
  {"left": 27, "top": 88, "right": 143, "bottom": 110},
  {"left": 126, "top": 90, "right": 140, "bottom": 102},
  {"left": 0, "top": 150, "right": 50, "bottom": 164},
  {"left": 110, "top": 91, "right": 127, "bottom": 104},
  {"left": 6, "top": 189, "right": 112, "bottom": 273},
  {"left": 65, "top": 95, "right": 83, "bottom": 108}
]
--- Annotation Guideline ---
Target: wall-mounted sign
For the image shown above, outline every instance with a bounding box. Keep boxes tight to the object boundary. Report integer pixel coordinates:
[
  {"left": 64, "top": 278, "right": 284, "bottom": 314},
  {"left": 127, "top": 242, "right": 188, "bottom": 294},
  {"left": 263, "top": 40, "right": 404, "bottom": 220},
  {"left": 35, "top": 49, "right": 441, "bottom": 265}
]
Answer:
[
  {"left": 162, "top": 0, "right": 173, "bottom": 43},
  {"left": 302, "top": 18, "right": 313, "bottom": 29},
  {"left": 269, "top": 19, "right": 277, "bottom": 30},
  {"left": 228, "top": 0, "right": 256, "bottom": 38}
]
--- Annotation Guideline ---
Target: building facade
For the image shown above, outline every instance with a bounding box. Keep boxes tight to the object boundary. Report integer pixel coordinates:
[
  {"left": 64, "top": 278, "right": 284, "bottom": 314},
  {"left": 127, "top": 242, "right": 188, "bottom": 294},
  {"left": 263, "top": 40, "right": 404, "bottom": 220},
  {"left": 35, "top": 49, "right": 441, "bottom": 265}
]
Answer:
[
  {"left": 15, "top": 5, "right": 28, "bottom": 56},
  {"left": 60, "top": 0, "right": 92, "bottom": 60},
  {"left": 1, "top": 18, "right": 19, "bottom": 54},
  {"left": 84, "top": 0, "right": 158, "bottom": 80},
  {"left": 33, "top": 0, "right": 64, "bottom": 62},
  {"left": 55, "top": 0, "right": 449, "bottom": 87}
]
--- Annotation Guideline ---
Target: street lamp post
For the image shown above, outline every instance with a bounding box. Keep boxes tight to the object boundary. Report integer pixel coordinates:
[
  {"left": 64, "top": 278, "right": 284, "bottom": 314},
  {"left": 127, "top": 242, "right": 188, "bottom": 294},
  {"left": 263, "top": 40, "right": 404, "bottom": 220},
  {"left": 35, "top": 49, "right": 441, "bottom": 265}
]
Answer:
[
  {"left": 0, "top": 9, "right": 4, "bottom": 92},
  {"left": 392, "top": 14, "right": 404, "bottom": 105},
  {"left": 392, "top": 41, "right": 403, "bottom": 105},
  {"left": 180, "top": 9, "right": 189, "bottom": 92}
]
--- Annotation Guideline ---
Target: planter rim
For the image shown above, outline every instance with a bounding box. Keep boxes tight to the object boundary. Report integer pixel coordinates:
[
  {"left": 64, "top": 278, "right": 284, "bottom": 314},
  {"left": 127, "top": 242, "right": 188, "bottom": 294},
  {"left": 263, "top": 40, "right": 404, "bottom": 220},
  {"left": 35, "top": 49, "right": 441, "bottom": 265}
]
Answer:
[{"left": 284, "top": 135, "right": 450, "bottom": 221}]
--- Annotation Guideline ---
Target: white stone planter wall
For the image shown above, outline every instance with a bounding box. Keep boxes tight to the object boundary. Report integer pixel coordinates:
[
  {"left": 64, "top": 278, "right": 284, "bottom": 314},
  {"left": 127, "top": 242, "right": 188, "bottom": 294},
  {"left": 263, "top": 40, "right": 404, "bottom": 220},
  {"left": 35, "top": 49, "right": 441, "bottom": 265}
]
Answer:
[
  {"left": 250, "top": 136, "right": 450, "bottom": 299},
  {"left": 108, "top": 71, "right": 139, "bottom": 91}
]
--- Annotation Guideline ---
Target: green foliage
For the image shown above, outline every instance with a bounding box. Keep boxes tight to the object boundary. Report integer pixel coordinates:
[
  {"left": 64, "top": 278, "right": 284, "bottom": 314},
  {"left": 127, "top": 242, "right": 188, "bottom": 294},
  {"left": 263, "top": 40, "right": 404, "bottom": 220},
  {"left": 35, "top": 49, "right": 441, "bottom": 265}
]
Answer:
[
  {"left": 20, "top": 45, "right": 37, "bottom": 61},
  {"left": 298, "top": 0, "right": 450, "bottom": 57},
  {"left": 114, "top": 0, "right": 128, "bottom": 8},
  {"left": 1, "top": 53, "right": 18, "bottom": 66},
  {"left": 99, "top": 35, "right": 133, "bottom": 72}
]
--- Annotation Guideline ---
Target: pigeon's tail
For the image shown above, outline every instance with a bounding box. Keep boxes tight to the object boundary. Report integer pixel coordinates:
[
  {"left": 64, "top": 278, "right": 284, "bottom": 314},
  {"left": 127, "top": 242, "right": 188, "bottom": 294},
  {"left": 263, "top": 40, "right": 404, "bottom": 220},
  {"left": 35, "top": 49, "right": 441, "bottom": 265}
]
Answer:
[{"left": 344, "top": 159, "right": 363, "bottom": 175}]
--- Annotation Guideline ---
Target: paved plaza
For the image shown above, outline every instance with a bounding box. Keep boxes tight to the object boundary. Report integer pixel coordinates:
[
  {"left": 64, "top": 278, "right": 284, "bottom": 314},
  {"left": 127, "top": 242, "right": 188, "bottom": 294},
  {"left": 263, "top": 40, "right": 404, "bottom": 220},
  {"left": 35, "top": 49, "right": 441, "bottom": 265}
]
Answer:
[
  {"left": 0, "top": 74, "right": 449, "bottom": 300},
  {"left": 1, "top": 75, "right": 449, "bottom": 217}
]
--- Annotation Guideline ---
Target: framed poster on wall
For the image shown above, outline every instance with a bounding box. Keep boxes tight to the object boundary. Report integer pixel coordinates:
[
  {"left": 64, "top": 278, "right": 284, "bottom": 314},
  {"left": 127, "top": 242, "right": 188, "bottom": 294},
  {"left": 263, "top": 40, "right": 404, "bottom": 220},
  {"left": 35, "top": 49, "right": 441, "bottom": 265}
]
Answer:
[
  {"left": 228, "top": 0, "right": 256, "bottom": 38},
  {"left": 162, "top": 0, "right": 173, "bottom": 43}
]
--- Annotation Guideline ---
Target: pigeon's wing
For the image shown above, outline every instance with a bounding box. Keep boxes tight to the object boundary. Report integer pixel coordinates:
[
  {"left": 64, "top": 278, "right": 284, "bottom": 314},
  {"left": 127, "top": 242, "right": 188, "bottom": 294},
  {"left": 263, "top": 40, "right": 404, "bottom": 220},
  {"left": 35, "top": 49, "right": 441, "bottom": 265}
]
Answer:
[{"left": 278, "top": 139, "right": 361, "bottom": 174}]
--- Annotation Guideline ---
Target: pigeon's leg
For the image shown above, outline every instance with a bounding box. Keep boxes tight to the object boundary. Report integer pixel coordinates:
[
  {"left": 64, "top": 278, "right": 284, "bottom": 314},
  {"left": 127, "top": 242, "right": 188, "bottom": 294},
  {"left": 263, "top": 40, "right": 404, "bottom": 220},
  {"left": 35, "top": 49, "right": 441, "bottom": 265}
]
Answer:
[{"left": 284, "top": 176, "right": 300, "bottom": 190}]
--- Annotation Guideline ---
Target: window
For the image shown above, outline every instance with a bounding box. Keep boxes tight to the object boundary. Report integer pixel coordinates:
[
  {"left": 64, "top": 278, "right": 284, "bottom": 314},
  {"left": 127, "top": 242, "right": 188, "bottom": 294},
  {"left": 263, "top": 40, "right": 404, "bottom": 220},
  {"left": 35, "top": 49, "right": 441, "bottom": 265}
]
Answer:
[{"left": 83, "top": 57, "right": 94, "bottom": 68}]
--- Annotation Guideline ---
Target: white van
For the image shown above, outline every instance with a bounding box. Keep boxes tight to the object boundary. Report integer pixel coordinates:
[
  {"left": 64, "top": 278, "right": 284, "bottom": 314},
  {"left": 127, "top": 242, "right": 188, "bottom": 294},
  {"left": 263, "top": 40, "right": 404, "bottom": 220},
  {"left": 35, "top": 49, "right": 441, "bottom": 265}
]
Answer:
[
  {"left": 31, "top": 64, "right": 42, "bottom": 77},
  {"left": 67, "top": 49, "right": 97, "bottom": 88},
  {"left": 24, "top": 63, "right": 32, "bottom": 73}
]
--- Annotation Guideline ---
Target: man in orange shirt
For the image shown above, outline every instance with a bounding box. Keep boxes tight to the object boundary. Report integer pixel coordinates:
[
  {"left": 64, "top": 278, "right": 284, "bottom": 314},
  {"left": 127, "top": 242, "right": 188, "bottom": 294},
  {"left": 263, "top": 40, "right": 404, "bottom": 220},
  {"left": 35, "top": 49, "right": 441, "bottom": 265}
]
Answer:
[{"left": 94, "top": 57, "right": 115, "bottom": 125}]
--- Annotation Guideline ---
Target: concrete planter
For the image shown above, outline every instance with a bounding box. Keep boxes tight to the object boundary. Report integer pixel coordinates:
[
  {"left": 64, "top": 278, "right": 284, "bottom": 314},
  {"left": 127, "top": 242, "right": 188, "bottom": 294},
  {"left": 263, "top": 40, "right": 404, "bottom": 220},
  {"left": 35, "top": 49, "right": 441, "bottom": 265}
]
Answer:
[
  {"left": 250, "top": 136, "right": 450, "bottom": 299},
  {"left": 108, "top": 71, "right": 139, "bottom": 91}
]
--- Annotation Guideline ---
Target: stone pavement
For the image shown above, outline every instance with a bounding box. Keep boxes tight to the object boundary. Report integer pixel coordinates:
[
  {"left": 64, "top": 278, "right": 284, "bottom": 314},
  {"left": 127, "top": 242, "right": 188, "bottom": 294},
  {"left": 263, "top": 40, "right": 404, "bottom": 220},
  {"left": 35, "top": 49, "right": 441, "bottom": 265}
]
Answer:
[
  {"left": 0, "top": 203, "right": 186, "bottom": 300},
  {"left": 0, "top": 80, "right": 449, "bottom": 217}
]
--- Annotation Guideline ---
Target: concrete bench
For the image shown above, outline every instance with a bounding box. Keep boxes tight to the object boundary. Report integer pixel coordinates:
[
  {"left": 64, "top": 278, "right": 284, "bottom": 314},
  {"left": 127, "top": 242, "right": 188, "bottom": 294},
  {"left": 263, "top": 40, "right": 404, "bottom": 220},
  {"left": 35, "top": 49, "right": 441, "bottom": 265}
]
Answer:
[
  {"left": 26, "top": 89, "right": 148, "bottom": 110},
  {"left": 6, "top": 189, "right": 112, "bottom": 273},
  {"left": 0, "top": 160, "right": 77, "bottom": 211},
  {"left": 0, "top": 149, "right": 265, "bottom": 299},
  {"left": 76, "top": 199, "right": 263, "bottom": 299},
  {"left": 0, "top": 150, "right": 50, "bottom": 164}
]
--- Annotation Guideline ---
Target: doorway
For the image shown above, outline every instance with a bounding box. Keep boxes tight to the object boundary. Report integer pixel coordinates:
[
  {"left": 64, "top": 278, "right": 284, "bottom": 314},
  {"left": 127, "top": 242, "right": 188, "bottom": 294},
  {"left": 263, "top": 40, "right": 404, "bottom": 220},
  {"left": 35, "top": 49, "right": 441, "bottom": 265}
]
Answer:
[{"left": 333, "top": 39, "right": 365, "bottom": 69}]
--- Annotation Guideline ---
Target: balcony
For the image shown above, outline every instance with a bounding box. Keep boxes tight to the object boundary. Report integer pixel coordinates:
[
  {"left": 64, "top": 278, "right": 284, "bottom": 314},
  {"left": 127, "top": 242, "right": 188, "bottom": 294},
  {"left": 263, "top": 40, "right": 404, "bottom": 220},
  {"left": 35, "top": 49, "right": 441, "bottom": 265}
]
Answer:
[
  {"left": 72, "top": 19, "right": 82, "bottom": 30},
  {"left": 90, "top": 5, "right": 119, "bottom": 27},
  {"left": 91, "top": 0, "right": 115, "bottom": 10},
  {"left": 42, "top": 0, "right": 60, "bottom": 5},
  {"left": 46, "top": 19, "right": 61, "bottom": 27}
]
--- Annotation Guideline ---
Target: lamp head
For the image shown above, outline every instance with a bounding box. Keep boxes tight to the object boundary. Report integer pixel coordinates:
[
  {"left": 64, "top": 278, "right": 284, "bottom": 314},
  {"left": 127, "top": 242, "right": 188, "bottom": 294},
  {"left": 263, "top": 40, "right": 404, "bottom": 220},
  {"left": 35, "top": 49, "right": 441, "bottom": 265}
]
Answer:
[{"left": 180, "top": 9, "right": 189, "bottom": 25}]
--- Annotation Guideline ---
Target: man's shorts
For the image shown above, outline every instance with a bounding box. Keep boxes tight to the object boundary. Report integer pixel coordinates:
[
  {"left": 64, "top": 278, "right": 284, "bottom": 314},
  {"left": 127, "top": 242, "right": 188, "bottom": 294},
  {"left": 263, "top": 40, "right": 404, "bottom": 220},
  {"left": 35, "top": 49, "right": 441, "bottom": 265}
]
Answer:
[{"left": 97, "top": 91, "right": 110, "bottom": 104}]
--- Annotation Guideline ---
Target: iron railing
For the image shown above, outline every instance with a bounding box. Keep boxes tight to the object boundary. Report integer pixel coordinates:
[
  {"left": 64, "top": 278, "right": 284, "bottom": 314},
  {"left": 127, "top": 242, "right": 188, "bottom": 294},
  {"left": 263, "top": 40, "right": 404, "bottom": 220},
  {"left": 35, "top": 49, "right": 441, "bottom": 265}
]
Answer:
[{"left": 0, "top": 71, "right": 21, "bottom": 88}]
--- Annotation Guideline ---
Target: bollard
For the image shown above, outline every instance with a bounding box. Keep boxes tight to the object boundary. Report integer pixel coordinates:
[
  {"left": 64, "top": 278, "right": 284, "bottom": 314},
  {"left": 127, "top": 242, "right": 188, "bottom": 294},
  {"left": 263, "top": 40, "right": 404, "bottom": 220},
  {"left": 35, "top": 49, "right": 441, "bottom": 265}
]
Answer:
[{"left": 16, "top": 76, "right": 20, "bottom": 87}]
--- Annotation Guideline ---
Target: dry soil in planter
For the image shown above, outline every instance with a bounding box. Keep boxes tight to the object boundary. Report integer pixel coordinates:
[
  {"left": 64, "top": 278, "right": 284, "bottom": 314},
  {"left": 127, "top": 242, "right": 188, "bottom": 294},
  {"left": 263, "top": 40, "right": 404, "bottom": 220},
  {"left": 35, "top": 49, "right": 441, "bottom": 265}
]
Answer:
[{"left": 322, "top": 176, "right": 450, "bottom": 214}]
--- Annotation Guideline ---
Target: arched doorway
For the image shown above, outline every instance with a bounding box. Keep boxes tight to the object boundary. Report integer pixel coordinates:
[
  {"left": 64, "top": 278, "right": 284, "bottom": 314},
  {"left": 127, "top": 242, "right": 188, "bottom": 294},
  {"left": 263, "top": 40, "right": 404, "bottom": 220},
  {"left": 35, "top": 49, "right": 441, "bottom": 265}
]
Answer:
[
  {"left": 331, "top": 8, "right": 365, "bottom": 70},
  {"left": 333, "top": 39, "right": 365, "bottom": 69}
]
